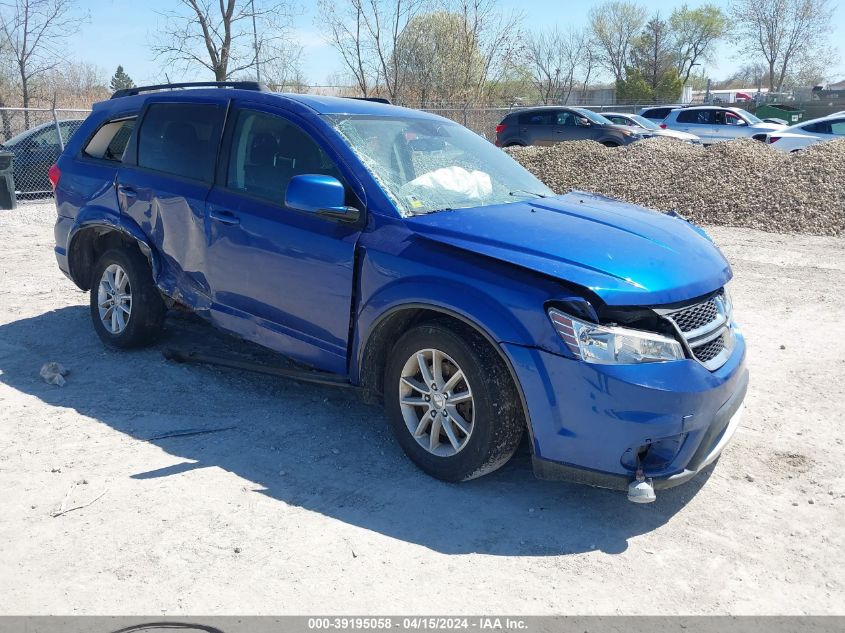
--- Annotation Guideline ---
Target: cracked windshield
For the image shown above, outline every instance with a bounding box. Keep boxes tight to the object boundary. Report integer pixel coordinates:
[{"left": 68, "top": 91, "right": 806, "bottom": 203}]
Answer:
[{"left": 328, "top": 114, "right": 553, "bottom": 216}]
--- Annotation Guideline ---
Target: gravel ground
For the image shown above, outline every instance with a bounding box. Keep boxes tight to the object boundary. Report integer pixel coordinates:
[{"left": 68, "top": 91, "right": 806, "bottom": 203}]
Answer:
[
  {"left": 508, "top": 137, "right": 845, "bottom": 237},
  {"left": 1, "top": 202, "right": 844, "bottom": 615}
]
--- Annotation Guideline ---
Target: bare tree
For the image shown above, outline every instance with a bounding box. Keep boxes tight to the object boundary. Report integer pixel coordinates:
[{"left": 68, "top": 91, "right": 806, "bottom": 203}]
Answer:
[
  {"left": 152, "top": 0, "right": 298, "bottom": 83},
  {"left": 0, "top": 0, "right": 84, "bottom": 125},
  {"left": 524, "top": 27, "right": 588, "bottom": 104},
  {"left": 588, "top": 0, "right": 646, "bottom": 82},
  {"left": 318, "top": 0, "right": 376, "bottom": 96},
  {"left": 731, "top": 0, "right": 835, "bottom": 92},
  {"left": 317, "top": 0, "right": 429, "bottom": 100}
]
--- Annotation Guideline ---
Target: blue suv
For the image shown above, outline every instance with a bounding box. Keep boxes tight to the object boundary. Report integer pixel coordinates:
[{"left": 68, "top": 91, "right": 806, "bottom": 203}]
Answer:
[{"left": 51, "top": 82, "right": 748, "bottom": 499}]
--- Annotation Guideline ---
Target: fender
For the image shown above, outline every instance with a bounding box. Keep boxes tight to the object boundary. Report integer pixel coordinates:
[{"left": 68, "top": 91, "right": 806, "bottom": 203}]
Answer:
[{"left": 66, "top": 204, "right": 160, "bottom": 288}]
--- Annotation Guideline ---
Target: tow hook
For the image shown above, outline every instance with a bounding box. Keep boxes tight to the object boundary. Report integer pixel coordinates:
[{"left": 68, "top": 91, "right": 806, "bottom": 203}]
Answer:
[{"left": 627, "top": 468, "right": 656, "bottom": 504}]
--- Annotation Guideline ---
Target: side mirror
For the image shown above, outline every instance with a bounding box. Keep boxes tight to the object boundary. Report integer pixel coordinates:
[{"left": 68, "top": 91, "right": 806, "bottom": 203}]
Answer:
[
  {"left": 285, "top": 174, "right": 360, "bottom": 222},
  {"left": 577, "top": 117, "right": 592, "bottom": 127}
]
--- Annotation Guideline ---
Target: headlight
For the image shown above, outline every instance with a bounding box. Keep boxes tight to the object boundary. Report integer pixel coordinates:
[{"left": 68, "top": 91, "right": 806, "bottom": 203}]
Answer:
[{"left": 548, "top": 308, "right": 684, "bottom": 364}]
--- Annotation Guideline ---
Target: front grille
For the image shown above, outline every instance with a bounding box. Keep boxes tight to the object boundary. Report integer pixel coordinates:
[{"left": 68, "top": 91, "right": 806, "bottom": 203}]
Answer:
[
  {"left": 661, "top": 290, "right": 732, "bottom": 371},
  {"left": 670, "top": 296, "right": 719, "bottom": 332},
  {"left": 693, "top": 335, "right": 725, "bottom": 363}
]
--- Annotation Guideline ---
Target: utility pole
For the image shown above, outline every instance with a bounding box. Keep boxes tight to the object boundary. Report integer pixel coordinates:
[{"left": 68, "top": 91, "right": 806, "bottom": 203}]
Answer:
[{"left": 251, "top": 0, "right": 261, "bottom": 82}]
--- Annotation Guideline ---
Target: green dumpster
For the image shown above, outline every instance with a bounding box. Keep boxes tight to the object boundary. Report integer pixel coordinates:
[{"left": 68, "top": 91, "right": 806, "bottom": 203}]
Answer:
[
  {"left": 754, "top": 104, "right": 805, "bottom": 126},
  {"left": 0, "top": 150, "right": 16, "bottom": 210}
]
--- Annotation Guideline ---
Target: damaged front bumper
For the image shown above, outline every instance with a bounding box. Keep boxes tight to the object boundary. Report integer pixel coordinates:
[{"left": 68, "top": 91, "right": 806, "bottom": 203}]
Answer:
[{"left": 502, "top": 333, "right": 748, "bottom": 491}]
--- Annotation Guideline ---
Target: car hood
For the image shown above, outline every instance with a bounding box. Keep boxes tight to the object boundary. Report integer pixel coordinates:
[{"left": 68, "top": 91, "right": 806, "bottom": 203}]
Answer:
[{"left": 404, "top": 191, "right": 732, "bottom": 306}]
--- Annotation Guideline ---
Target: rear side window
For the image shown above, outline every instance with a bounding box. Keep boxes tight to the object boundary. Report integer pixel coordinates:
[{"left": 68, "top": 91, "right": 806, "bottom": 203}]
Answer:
[
  {"left": 84, "top": 118, "right": 136, "bottom": 161},
  {"left": 831, "top": 120, "right": 845, "bottom": 135},
  {"left": 518, "top": 111, "right": 554, "bottom": 125},
  {"left": 643, "top": 108, "right": 671, "bottom": 119},
  {"left": 138, "top": 103, "right": 225, "bottom": 182},
  {"left": 677, "top": 110, "right": 713, "bottom": 124}
]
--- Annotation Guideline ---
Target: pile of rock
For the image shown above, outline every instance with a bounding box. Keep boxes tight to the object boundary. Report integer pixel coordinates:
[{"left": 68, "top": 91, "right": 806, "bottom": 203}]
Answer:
[{"left": 506, "top": 137, "right": 845, "bottom": 236}]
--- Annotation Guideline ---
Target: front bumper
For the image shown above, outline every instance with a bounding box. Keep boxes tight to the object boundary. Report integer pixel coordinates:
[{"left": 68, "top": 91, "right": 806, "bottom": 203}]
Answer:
[{"left": 502, "top": 333, "right": 748, "bottom": 489}]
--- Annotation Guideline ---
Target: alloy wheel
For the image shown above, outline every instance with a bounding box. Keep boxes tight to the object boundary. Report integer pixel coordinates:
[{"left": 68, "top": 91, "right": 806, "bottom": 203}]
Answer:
[
  {"left": 97, "top": 263, "right": 132, "bottom": 334},
  {"left": 398, "top": 348, "right": 474, "bottom": 457}
]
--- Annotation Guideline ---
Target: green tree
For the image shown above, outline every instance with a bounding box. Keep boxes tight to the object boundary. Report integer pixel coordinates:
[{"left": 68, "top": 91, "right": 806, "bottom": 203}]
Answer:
[
  {"left": 654, "top": 67, "right": 684, "bottom": 101},
  {"left": 109, "top": 65, "right": 134, "bottom": 92},
  {"left": 629, "top": 15, "right": 674, "bottom": 92},
  {"left": 616, "top": 67, "right": 653, "bottom": 103},
  {"left": 589, "top": 1, "right": 646, "bottom": 82},
  {"left": 670, "top": 4, "right": 728, "bottom": 84}
]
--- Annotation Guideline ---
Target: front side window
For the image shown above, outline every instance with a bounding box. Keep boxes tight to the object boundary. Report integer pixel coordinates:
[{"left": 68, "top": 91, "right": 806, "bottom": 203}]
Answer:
[
  {"left": 572, "top": 108, "right": 612, "bottom": 125},
  {"left": 829, "top": 120, "right": 845, "bottom": 135},
  {"left": 226, "top": 109, "right": 343, "bottom": 205},
  {"left": 137, "top": 103, "right": 224, "bottom": 182},
  {"left": 328, "top": 114, "right": 553, "bottom": 216}
]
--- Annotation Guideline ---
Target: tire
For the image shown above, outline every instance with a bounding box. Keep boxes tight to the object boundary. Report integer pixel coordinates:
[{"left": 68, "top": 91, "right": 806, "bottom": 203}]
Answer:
[
  {"left": 601, "top": 140, "right": 620, "bottom": 147},
  {"left": 504, "top": 142, "right": 526, "bottom": 148},
  {"left": 384, "top": 321, "right": 524, "bottom": 482},
  {"left": 89, "top": 247, "right": 166, "bottom": 349}
]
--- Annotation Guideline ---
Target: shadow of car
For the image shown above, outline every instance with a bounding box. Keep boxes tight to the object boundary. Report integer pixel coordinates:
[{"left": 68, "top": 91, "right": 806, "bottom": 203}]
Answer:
[
  {"left": 0, "top": 119, "right": 84, "bottom": 194},
  {"left": 0, "top": 305, "right": 713, "bottom": 556}
]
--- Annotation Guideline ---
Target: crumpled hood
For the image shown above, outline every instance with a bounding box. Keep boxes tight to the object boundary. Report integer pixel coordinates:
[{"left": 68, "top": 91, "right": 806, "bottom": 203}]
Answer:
[{"left": 404, "top": 191, "right": 732, "bottom": 306}]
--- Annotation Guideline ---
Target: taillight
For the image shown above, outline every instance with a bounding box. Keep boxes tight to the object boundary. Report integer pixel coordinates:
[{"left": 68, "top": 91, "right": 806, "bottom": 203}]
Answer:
[
  {"left": 768, "top": 136, "right": 781, "bottom": 144},
  {"left": 659, "top": 123, "right": 667, "bottom": 129},
  {"left": 48, "top": 163, "right": 60, "bottom": 190},
  {"left": 495, "top": 124, "right": 506, "bottom": 135}
]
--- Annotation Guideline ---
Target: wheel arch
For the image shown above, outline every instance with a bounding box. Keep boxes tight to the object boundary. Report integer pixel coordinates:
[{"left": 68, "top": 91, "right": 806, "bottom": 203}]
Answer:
[
  {"left": 67, "top": 213, "right": 158, "bottom": 291},
  {"left": 357, "top": 303, "right": 535, "bottom": 447}
]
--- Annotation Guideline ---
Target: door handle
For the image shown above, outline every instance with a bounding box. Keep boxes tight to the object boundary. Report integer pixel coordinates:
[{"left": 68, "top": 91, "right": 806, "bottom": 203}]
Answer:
[{"left": 208, "top": 208, "right": 240, "bottom": 226}]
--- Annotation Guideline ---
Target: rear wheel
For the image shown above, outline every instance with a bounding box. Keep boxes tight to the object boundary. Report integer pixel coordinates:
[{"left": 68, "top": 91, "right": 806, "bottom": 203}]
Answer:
[
  {"left": 384, "top": 322, "right": 524, "bottom": 481},
  {"left": 89, "top": 248, "right": 166, "bottom": 349}
]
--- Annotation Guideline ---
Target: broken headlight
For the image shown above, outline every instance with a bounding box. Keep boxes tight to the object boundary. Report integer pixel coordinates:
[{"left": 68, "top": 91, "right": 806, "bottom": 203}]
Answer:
[{"left": 548, "top": 308, "right": 684, "bottom": 364}]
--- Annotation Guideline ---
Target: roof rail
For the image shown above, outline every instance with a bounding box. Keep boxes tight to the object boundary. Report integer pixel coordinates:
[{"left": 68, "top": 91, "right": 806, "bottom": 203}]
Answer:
[
  {"left": 111, "top": 81, "right": 270, "bottom": 99},
  {"left": 347, "top": 96, "right": 392, "bottom": 105}
]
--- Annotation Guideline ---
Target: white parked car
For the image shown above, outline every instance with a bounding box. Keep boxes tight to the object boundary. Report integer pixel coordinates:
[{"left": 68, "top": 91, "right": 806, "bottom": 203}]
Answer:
[
  {"left": 602, "top": 112, "right": 702, "bottom": 144},
  {"left": 661, "top": 106, "right": 787, "bottom": 144},
  {"left": 758, "top": 113, "right": 845, "bottom": 152}
]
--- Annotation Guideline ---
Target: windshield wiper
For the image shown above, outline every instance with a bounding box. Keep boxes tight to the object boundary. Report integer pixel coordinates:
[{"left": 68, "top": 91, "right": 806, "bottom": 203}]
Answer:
[{"left": 509, "top": 189, "right": 548, "bottom": 199}]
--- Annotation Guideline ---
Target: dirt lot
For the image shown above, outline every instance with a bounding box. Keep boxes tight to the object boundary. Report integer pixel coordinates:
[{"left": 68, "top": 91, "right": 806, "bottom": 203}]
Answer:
[{"left": 1, "top": 201, "right": 844, "bottom": 615}]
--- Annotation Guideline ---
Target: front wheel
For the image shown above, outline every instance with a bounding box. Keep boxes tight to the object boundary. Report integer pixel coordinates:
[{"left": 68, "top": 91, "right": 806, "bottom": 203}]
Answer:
[{"left": 384, "top": 322, "right": 524, "bottom": 482}]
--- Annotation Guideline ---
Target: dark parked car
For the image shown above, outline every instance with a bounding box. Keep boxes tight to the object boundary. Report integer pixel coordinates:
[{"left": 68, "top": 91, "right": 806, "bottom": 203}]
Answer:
[
  {"left": 0, "top": 119, "right": 84, "bottom": 194},
  {"left": 52, "top": 83, "right": 746, "bottom": 502},
  {"left": 496, "top": 107, "right": 652, "bottom": 147},
  {"left": 637, "top": 105, "right": 685, "bottom": 122}
]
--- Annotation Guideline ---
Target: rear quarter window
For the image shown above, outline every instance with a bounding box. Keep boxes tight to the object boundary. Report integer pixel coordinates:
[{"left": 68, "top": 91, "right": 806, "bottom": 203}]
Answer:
[
  {"left": 83, "top": 118, "right": 136, "bottom": 161},
  {"left": 518, "top": 112, "right": 554, "bottom": 125}
]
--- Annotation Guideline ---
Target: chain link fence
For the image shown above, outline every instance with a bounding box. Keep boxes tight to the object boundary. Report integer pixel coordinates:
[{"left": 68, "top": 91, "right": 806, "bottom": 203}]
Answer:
[
  {"left": 4, "top": 98, "right": 842, "bottom": 201},
  {"left": 0, "top": 107, "right": 91, "bottom": 198}
]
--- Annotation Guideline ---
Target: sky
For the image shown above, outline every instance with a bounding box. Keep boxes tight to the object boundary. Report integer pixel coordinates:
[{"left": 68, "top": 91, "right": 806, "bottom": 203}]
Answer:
[{"left": 73, "top": 0, "right": 845, "bottom": 88}]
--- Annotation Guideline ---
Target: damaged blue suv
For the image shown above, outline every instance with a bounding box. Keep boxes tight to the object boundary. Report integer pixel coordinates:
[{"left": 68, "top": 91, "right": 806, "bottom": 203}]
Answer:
[{"left": 52, "top": 82, "right": 747, "bottom": 501}]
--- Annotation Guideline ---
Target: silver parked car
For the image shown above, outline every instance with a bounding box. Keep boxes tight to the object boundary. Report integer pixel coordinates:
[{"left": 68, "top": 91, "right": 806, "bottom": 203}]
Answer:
[
  {"left": 660, "top": 106, "right": 786, "bottom": 144},
  {"left": 602, "top": 112, "right": 701, "bottom": 144}
]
